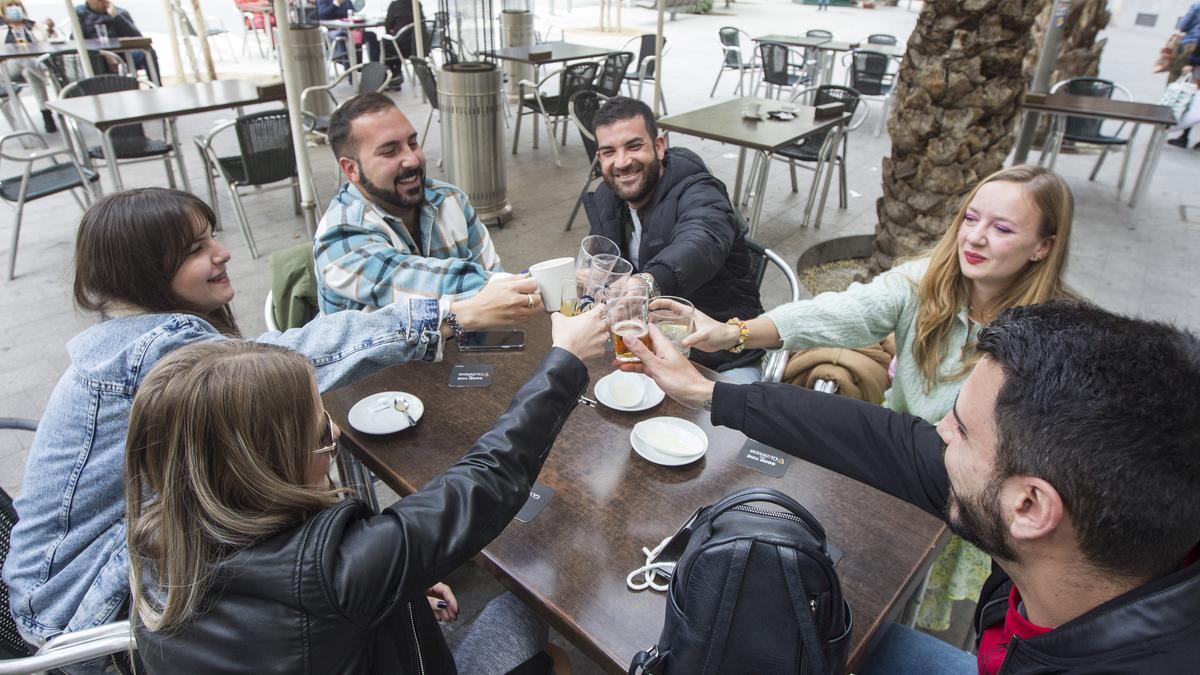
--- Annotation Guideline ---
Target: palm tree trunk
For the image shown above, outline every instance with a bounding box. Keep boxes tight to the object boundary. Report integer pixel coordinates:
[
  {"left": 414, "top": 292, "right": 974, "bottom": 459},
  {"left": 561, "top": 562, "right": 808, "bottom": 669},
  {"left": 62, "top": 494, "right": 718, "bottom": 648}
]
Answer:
[
  {"left": 869, "top": 0, "right": 1049, "bottom": 273},
  {"left": 1024, "top": 0, "right": 1110, "bottom": 84}
]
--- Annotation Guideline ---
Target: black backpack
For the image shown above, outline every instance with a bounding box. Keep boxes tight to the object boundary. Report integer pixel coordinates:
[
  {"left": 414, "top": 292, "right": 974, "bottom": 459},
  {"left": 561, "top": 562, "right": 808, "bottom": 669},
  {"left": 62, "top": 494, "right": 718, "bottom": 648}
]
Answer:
[{"left": 628, "top": 488, "right": 852, "bottom": 674}]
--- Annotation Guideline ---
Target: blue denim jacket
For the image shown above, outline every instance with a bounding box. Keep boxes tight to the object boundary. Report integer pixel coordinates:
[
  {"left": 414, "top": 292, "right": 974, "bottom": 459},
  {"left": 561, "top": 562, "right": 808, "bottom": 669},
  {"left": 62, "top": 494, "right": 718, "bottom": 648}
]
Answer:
[{"left": 3, "top": 299, "right": 442, "bottom": 644}]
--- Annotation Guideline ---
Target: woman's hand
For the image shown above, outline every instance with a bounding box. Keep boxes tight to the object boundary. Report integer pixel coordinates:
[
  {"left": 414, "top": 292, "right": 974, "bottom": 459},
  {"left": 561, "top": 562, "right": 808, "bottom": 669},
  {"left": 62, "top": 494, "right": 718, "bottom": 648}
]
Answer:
[
  {"left": 625, "top": 325, "right": 717, "bottom": 409},
  {"left": 681, "top": 308, "right": 740, "bottom": 353},
  {"left": 426, "top": 582, "right": 458, "bottom": 622},
  {"left": 551, "top": 305, "right": 610, "bottom": 361},
  {"left": 451, "top": 273, "right": 543, "bottom": 331}
]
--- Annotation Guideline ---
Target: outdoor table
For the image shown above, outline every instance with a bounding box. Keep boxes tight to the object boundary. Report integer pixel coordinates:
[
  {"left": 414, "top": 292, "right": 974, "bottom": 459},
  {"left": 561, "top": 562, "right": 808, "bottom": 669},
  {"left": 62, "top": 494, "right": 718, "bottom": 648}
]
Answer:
[
  {"left": 657, "top": 97, "right": 851, "bottom": 234},
  {"left": 0, "top": 37, "right": 158, "bottom": 130},
  {"left": 323, "top": 312, "right": 946, "bottom": 674},
  {"left": 1023, "top": 91, "right": 1176, "bottom": 207},
  {"left": 45, "top": 79, "right": 286, "bottom": 193},
  {"left": 320, "top": 17, "right": 389, "bottom": 72},
  {"left": 482, "top": 41, "right": 617, "bottom": 66}
]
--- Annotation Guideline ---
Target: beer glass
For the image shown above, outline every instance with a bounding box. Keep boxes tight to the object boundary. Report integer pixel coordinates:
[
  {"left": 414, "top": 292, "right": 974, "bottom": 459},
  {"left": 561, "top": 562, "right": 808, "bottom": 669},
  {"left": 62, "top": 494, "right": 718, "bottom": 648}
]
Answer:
[
  {"left": 576, "top": 235, "right": 620, "bottom": 291},
  {"left": 559, "top": 278, "right": 581, "bottom": 316},
  {"left": 609, "top": 295, "right": 649, "bottom": 363},
  {"left": 649, "top": 296, "right": 694, "bottom": 357}
]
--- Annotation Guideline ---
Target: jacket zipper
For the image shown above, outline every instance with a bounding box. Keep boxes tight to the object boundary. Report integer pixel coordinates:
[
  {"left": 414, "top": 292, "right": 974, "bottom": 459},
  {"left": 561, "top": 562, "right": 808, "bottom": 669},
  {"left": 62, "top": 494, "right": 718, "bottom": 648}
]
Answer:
[
  {"left": 975, "top": 594, "right": 1008, "bottom": 637},
  {"left": 407, "top": 602, "right": 426, "bottom": 675}
]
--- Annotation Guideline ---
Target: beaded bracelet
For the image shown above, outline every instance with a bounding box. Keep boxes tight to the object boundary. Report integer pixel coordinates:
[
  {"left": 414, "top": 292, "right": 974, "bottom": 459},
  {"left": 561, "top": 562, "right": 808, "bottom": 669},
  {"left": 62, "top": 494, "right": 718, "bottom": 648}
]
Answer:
[
  {"left": 726, "top": 318, "right": 749, "bottom": 353},
  {"left": 444, "top": 311, "right": 467, "bottom": 348}
]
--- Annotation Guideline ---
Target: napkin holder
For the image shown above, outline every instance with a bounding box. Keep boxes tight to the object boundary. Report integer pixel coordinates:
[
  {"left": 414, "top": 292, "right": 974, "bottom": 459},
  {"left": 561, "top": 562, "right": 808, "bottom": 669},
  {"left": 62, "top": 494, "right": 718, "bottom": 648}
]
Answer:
[
  {"left": 528, "top": 50, "right": 553, "bottom": 62},
  {"left": 256, "top": 80, "right": 287, "bottom": 100},
  {"left": 814, "top": 102, "right": 846, "bottom": 120}
]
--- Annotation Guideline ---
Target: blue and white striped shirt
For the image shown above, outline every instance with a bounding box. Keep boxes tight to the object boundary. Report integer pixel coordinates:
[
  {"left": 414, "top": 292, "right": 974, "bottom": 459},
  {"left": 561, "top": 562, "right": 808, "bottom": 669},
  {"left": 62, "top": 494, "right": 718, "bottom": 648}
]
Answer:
[{"left": 314, "top": 179, "right": 502, "bottom": 314}]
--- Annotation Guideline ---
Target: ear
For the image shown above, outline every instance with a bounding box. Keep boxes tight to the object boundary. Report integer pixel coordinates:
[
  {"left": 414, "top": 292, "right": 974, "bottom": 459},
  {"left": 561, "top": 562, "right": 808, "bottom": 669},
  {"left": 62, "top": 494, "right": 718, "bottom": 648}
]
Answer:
[
  {"left": 654, "top": 134, "right": 666, "bottom": 160},
  {"left": 338, "top": 156, "right": 360, "bottom": 184},
  {"left": 1031, "top": 235, "right": 1054, "bottom": 262},
  {"left": 1003, "top": 475, "right": 1064, "bottom": 543}
]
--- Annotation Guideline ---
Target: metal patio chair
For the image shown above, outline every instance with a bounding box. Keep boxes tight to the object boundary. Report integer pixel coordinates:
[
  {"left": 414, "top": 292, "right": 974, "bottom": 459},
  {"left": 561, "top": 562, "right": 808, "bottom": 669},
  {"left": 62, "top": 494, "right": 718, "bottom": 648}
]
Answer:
[
  {"left": 844, "top": 49, "right": 895, "bottom": 136},
  {"left": 513, "top": 60, "right": 598, "bottom": 168},
  {"left": 300, "top": 62, "right": 392, "bottom": 143},
  {"left": 594, "top": 51, "right": 633, "bottom": 98},
  {"left": 710, "top": 27, "right": 756, "bottom": 97},
  {"left": 623, "top": 34, "right": 669, "bottom": 113},
  {"left": 565, "top": 90, "right": 608, "bottom": 231},
  {"left": 59, "top": 75, "right": 177, "bottom": 187},
  {"left": 775, "top": 85, "right": 868, "bottom": 211},
  {"left": 755, "top": 41, "right": 809, "bottom": 100},
  {"left": 1039, "top": 77, "right": 1136, "bottom": 194}
]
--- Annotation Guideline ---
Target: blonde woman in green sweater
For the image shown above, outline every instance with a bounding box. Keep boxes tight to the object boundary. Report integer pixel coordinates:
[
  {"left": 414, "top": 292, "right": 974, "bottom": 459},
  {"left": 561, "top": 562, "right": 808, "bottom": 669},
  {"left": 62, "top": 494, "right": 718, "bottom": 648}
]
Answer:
[{"left": 683, "top": 164, "right": 1077, "bottom": 629}]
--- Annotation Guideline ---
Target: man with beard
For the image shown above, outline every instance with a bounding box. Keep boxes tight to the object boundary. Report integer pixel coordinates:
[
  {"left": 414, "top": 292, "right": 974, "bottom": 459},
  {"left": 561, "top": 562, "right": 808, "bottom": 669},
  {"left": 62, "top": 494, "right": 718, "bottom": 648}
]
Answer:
[
  {"left": 316, "top": 93, "right": 542, "bottom": 332},
  {"left": 582, "top": 96, "right": 763, "bottom": 379},
  {"left": 622, "top": 300, "right": 1200, "bottom": 674}
]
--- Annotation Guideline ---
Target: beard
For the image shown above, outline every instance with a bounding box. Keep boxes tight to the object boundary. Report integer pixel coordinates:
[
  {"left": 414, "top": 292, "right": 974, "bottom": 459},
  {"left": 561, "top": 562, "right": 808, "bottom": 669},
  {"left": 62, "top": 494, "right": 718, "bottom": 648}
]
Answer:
[
  {"left": 603, "top": 154, "right": 662, "bottom": 205},
  {"left": 946, "top": 475, "right": 1018, "bottom": 563},
  {"left": 359, "top": 166, "right": 425, "bottom": 212}
]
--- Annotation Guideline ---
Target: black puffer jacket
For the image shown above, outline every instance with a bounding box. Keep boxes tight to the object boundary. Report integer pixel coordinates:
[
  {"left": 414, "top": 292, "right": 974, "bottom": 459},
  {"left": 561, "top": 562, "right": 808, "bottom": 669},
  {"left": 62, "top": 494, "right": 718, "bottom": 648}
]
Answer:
[
  {"left": 135, "top": 348, "right": 588, "bottom": 674},
  {"left": 583, "top": 147, "right": 764, "bottom": 371},
  {"left": 711, "top": 381, "right": 1200, "bottom": 673}
]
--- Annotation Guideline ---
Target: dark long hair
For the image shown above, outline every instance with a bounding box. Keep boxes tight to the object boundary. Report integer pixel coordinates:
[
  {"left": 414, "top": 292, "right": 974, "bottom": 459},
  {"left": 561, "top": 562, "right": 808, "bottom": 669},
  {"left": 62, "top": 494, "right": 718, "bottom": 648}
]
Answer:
[{"left": 73, "top": 188, "right": 240, "bottom": 336}]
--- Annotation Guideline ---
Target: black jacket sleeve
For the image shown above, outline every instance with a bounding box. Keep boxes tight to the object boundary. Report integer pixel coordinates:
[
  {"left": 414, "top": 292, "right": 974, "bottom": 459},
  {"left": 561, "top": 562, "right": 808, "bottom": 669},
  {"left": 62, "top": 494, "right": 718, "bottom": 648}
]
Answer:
[
  {"left": 324, "top": 347, "right": 588, "bottom": 627},
  {"left": 112, "top": 9, "right": 141, "bottom": 38},
  {"left": 710, "top": 381, "right": 950, "bottom": 520},
  {"left": 642, "top": 176, "right": 737, "bottom": 297}
]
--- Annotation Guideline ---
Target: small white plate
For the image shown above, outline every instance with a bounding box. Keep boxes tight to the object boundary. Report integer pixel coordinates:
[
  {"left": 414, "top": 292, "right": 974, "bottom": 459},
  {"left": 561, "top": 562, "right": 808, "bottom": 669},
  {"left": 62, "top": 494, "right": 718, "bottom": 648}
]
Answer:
[
  {"left": 630, "top": 417, "right": 707, "bottom": 467},
  {"left": 347, "top": 392, "right": 424, "bottom": 435},
  {"left": 594, "top": 372, "right": 665, "bottom": 412}
]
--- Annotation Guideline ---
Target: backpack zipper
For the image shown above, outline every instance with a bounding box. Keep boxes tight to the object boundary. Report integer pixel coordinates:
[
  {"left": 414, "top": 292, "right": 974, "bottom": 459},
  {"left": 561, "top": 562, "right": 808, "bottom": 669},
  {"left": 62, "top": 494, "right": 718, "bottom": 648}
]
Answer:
[
  {"left": 407, "top": 602, "right": 426, "bottom": 675},
  {"left": 731, "top": 505, "right": 818, "bottom": 536}
]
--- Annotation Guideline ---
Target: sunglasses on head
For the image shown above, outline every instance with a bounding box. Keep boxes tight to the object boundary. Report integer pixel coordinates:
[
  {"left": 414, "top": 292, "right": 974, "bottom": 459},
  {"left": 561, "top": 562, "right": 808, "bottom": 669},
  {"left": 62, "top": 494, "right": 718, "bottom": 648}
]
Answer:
[{"left": 315, "top": 411, "right": 337, "bottom": 458}]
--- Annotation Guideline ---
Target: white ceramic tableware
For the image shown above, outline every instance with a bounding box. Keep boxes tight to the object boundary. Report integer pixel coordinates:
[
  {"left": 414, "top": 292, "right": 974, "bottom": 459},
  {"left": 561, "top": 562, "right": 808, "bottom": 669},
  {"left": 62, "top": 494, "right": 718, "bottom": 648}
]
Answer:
[
  {"left": 593, "top": 372, "right": 665, "bottom": 412},
  {"left": 347, "top": 392, "right": 424, "bottom": 434},
  {"left": 529, "top": 257, "right": 575, "bottom": 312},
  {"left": 630, "top": 417, "right": 708, "bottom": 466}
]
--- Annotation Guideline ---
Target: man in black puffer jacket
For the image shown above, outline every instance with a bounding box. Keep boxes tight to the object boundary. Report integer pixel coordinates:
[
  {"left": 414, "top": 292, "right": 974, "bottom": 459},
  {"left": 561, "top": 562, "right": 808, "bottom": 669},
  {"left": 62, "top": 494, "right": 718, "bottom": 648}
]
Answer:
[
  {"left": 625, "top": 301, "right": 1200, "bottom": 674},
  {"left": 583, "top": 96, "right": 763, "bottom": 377}
]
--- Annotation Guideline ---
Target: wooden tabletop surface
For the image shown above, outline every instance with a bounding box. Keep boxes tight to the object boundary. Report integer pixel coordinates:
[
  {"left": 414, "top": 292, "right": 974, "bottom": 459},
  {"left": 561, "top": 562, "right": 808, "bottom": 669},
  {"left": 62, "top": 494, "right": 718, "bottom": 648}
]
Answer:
[
  {"left": 482, "top": 41, "right": 616, "bottom": 64},
  {"left": 45, "top": 79, "right": 285, "bottom": 130},
  {"left": 658, "top": 97, "right": 851, "bottom": 153},
  {"left": 1024, "top": 91, "right": 1176, "bottom": 126},
  {"left": 324, "top": 313, "right": 946, "bottom": 673},
  {"left": 0, "top": 36, "right": 151, "bottom": 61}
]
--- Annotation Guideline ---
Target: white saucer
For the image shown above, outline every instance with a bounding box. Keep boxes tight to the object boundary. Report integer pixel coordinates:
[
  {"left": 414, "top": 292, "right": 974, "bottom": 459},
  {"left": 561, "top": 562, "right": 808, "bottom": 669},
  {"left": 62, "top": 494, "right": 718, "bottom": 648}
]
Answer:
[
  {"left": 594, "top": 372, "right": 665, "bottom": 412},
  {"left": 630, "top": 417, "right": 708, "bottom": 467},
  {"left": 347, "top": 392, "right": 424, "bottom": 434}
]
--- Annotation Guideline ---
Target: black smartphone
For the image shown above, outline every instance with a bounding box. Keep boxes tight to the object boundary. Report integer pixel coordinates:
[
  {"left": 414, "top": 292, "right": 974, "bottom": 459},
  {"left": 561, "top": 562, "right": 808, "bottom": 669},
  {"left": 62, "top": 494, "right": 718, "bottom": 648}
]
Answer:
[{"left": 458, "top": 330, "right": 526, "bottom": 352}]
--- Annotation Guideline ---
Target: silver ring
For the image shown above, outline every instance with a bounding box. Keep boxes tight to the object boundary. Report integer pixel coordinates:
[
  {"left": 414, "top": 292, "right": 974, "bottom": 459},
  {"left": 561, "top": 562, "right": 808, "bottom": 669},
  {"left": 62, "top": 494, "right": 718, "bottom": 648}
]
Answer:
[{"left": 526, "top": 293, "right": 535, "bottom": 309}]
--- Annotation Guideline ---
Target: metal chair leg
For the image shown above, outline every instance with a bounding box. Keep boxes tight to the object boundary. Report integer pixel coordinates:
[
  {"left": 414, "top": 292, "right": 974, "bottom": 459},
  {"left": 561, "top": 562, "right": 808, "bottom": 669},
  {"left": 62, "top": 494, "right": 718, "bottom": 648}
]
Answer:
[
  {"left": 226, "top": 184, "right": 259, "bottom": 259},
  {"left": 709, "top": 65, "right": 724, "bottom": 97},
  {"left": 566, "top": 165, "right": 598, "bottom": 231},
  {"left": 422, "top": 109, "right": 434, "bottom": 146},
  {"left": 163, "top": 156, "right": 176, "bottom": 189},
  {"left": 788, "top": 160, "right": 798, "bottom": 192},
  {"left": 1117, "top": 129, "right": 1137, "bottom": 195},
  {"left": 6, "top": 168, "right": 30, "bottom": 280},
  {"left": 511, "top": 103, "right": 523, "bottom": 155},
  {"left": 1089, "top": 148, "right": 1109, "bottom": 182}
]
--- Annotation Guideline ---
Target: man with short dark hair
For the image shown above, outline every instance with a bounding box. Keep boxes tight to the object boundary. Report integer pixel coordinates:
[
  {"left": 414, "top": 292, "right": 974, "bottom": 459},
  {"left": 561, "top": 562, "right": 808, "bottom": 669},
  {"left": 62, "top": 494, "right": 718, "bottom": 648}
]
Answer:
[
  {"left": 627, "top": 300, "right": 1200, "bottom": 673},
  {"left": 583, "top": 96, "right": 763, "bottom": 378},
  {"left": 316, "top": 93, "right": 542, "bottom": 331}
]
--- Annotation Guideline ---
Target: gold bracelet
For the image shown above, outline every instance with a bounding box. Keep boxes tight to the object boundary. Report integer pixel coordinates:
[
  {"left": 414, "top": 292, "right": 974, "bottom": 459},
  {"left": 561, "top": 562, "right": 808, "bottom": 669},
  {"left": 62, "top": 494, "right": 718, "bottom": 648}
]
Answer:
[{"left": 726, "top": 318, "right": 749, "bottom": 353}]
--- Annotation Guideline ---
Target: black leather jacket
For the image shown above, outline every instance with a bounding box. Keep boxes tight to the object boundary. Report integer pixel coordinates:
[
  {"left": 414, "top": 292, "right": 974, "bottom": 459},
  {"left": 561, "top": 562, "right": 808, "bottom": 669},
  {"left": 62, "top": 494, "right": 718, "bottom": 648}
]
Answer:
[
  {"left": 710, "top": 381, "right": 1200, "bottom": 673},
  {"left": 583, "top": 147, "right": 764, "bottom": 372},
  {"left": 136, "top": 348, "right": 589, "bottom": 674}
]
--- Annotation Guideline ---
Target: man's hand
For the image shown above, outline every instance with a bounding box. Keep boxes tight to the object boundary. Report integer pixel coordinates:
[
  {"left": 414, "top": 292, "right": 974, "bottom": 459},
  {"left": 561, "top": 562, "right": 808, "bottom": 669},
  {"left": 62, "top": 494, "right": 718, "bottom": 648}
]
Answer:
[
  {"left": 452, "top": 273, "right": 543, "bottom": 330},
  {"left": 426, "top": 582, "right": 458, "bottom": 622},
  {"left": 625, "top": 325, "right": 716, "bottom": 409},
  {"left": 551, "top": 305, "right": 610, "bottom": 361},
  {"left": 681, "top": 308, "right": 740, "bottom": 353}
]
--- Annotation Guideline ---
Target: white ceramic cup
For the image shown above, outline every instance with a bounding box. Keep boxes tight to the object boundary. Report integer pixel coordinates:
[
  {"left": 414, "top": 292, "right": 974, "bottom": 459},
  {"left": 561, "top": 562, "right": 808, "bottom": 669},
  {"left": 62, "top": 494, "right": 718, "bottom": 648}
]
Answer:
[
  {"left": 744, "top": 102, "right": 762, "bottom": 118},
  {"left": 528, "top": 257, "right": 576, "bottom": 312}
]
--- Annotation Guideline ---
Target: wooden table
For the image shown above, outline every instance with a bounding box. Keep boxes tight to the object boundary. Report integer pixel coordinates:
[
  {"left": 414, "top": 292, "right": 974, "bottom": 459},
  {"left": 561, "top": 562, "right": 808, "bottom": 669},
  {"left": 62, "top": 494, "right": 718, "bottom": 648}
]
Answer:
[
  {"left": 46, "top": 79, "right": 286, "bottom": 193},
  {"left": 1023, "top": 91, "right": 1176, "bottom": 207},
  {"left": 482, "top": 40, "right": 616, "bottom": 65},
  {"left": 658, "top": 97, "right": 850, "bottom": 233},
  {"left": 323, "top": 314, "right": 946, "bottom": 674}
]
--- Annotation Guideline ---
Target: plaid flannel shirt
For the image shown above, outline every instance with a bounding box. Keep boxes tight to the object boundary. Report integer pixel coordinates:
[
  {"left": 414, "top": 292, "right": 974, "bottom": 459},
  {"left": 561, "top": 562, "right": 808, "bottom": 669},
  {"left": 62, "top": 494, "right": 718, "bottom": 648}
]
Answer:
[{"left": 315, "top": 179, "right": 502, "bottom": 314}]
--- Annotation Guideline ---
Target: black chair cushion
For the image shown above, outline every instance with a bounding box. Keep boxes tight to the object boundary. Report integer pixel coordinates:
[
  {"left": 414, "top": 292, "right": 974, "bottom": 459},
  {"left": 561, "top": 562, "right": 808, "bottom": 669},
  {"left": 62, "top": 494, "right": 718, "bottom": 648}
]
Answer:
[
  {"left": 87, "top": 137, "right": 173, "bottom": 160},
  {"left": 1061, "top": 132, "right": 1128, "bottom": 146},
  {"left": 520, "top": 93, "right": 566, "bottom": 116},
  {"left": 0, "top": 163, "right": 98, "bottom": 202},
  {"left": 215, "top": 155, "right": 248, "bottom": 184}
]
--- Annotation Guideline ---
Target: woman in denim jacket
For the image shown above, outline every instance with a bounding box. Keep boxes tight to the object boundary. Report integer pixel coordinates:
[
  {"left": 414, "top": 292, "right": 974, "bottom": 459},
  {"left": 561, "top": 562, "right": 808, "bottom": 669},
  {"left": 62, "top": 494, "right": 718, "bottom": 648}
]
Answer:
[{"left": 2, "top": 188, "right": 461, "bottom": 659}]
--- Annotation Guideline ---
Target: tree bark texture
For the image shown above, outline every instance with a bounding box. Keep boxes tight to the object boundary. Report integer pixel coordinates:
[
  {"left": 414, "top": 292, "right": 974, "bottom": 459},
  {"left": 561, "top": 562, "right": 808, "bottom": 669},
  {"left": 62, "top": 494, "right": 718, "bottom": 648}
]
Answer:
[
  {"left": 1024, "top": 0, "right": 1110, "bottom": 84},
  {"left": 869, "top": 0, "right": 1049, "bottom": 273}
]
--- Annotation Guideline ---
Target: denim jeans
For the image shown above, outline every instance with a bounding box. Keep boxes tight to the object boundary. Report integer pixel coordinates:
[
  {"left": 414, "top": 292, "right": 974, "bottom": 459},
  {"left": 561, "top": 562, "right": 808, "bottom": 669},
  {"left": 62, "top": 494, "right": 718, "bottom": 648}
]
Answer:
[{"left": 858, "top": 623, "right": 977, "bottom": 675}]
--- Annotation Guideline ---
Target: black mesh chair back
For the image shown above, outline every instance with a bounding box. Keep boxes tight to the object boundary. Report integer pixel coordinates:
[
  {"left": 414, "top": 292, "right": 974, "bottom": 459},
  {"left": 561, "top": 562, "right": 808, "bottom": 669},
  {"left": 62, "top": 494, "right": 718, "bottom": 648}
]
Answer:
[
  {"left": 849, "top": 50, "right": 891, "bottom": 96},
  {"left": 745, "top": 235, "right": 768, "bottom": 289},
  {"left": 789, "top": 85, "right": 861, "bottom": 155},
  {"left": 63, "top": 75, "right": 150, "bottom": 151},
  {"left": 357, "top": 61, "right": 390, "bottom": 94},
  {"left": 867, "top": 33, "right": 898, "bottom": 45},
  {"left": 1062, "top": 77, "right": 1117, "bottom": 139},
  {"left": 412, "top": 57, "right": 438, "bottom": 110},
  {"left": 43, "top": 51, "right": 111, "bottom": 90},
  {"left": 636, "top": 34, "right": 659, "bottom": 79},
  {"left": 570, "top": 90, "right": 605, "bottom": 164},
  {"left": 551, "top": 62, "right": 598, "bottom": 116},
  {"left": 233, "top": 110, "right": 297, "bottom": 186},
  {"left": 595, "top": 51, "right": 633, "bottom": 97},
  {"left": 719, "top": 27, "right": 742, "bottom": 68},
  {"left": 758, "top": 42, "right": 792, "bottom": 88},
  {"left": 806, "top": 29, "right": 833, "bottom": 39},
  {"left": 0, "top": 420, "right": 35, "bottom": 659}
]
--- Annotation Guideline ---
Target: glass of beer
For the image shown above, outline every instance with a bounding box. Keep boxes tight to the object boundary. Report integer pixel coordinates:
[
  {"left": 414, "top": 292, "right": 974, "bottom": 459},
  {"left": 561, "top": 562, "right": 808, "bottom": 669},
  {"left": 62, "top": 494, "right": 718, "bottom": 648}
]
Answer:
[
  {"left": 559, "top": 278, "right": 581, "bottom": 316},
  {"left": 649, "top": 296, "right": 694, "bottom": 357},
  {"left": 609, "top": 295, "right": 650, "bottom": 363},
  {"left": 586, "top": 256, "right": 632, "bottom": 306}
]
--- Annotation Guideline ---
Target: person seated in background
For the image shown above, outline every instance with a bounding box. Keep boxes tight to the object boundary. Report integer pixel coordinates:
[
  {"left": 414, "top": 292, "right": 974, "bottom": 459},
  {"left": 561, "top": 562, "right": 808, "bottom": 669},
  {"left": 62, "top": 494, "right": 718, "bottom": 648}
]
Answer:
[
  {"left": 318, "top": 0, "right": 382, "bottom": 72},
  {"left": 383, "top": 0, "right": 427, "bottom": 82},
  {"left": 678, "top": 165, "right": 1076, "bottom": 632},
  {"left": 582, "top": 96, "right": 764, "bottom": 382},
  {"left": 73, "top": 0, "right": 154, "bottom": 74},
  {"left": 127, "top": 310, "right": 608, "bottom": 673},
  {"left": 627, "top": 300, "right": 1200, "bottom": 673},
  {"left": 1, "top": 0, "right": 57, "bottom": 131},
  {"left": 2, "top": 187, "right": 484, "bottom": 667},
  {"left": 316, "top": 93, "right": 544, "bottom": 334}
]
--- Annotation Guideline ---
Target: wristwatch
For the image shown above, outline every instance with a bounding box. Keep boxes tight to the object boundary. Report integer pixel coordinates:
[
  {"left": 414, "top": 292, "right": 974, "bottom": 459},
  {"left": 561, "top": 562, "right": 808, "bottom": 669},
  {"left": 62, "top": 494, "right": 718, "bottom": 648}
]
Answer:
[{"left": 702, "top": 398, "right": 713, "bottom": 411}]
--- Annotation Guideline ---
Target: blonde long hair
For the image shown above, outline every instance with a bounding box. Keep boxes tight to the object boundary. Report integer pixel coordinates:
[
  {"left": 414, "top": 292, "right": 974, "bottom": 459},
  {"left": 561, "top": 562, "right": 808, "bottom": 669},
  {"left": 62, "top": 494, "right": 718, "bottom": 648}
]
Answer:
[
  {"left": 913, "top": 165, "right": 1076, "bottom": 385},
  {"left": 125, "top": 341, "right": 340, "bottom": 633}
]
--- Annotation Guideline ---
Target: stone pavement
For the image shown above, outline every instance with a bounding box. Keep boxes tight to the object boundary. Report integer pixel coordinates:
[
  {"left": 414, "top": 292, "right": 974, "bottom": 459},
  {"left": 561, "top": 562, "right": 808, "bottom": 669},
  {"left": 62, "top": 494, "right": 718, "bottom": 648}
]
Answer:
[{"left": 1, "top": 1, "right": 1197, "bottom": 670}]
